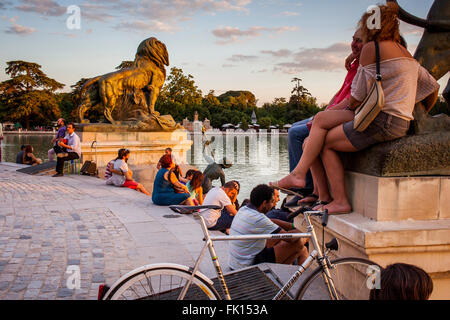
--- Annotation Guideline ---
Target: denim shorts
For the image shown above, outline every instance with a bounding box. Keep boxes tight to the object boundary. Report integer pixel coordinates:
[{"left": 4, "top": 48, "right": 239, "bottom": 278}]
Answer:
[{"left": 343, "top": 111, "right": 410, "bottom": 151}]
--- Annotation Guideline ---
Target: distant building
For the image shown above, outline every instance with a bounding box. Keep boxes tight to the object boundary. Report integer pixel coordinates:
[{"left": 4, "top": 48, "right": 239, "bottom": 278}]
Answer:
[{"left": 182, "top": 111, "right": 212, "bottom": 132}]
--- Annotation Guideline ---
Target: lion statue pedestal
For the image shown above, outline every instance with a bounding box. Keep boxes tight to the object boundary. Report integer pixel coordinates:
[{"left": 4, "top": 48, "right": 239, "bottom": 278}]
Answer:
[{"left": 75, "top": 123, "right": 193, "bottom": 169}]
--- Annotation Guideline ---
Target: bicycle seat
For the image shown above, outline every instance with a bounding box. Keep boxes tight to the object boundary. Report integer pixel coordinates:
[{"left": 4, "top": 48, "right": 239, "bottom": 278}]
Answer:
[{"left": 169, "top": 205, "right": 221, "bottom": 214}]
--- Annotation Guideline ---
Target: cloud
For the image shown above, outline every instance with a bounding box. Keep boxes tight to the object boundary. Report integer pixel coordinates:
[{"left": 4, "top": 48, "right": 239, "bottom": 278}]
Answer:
[
  {"left": 260, "top": 49, "right": 292, "bottom": 57},
  {"left": 222, "top": 63, "right": 237, "bottom": 68},
  {"left": 212, "top": 25, "right": 298, "bottom": 44},
  {"left": 227, "top": 54, "right": 258, "bottom": 62},
  {"left": 49, "top": 31, "right": 77, "bottom": 38},
  {"left": 274, "top": 42, "right": 350, "bottom": 74},
  {"left": 15, "top": 0, "right": 66, "bottom": 16},
  {"left": 4, "top": 16, "right": 36, "bottom": 35},
  {"left": 10, "top": 0, "right": 253, "bottom": 33},
  {"left": 115, "top": 19, "right": 179, "bottom": 33},
  {"left": 280, "top": 11, "right": 299, "bottom": 16}
]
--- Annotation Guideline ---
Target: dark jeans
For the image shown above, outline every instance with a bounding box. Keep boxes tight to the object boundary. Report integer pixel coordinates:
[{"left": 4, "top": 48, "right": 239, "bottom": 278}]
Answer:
[
  {"left": 209, "top": 208, "right": 234, "bottom": 231},
  {"left": 288, "top": 118, "right": 314, "bottom": 190},
  {"left": 266, "top": 208, "right": 293, "bottom": 223},
  {"left": 56, "top": 152, "right": 79, "bottom": 174}
]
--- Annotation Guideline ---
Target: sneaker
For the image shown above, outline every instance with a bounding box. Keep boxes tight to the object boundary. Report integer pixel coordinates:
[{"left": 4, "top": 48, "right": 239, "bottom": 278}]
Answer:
[{"left": 52, "top": 173, "right": 64, "bottom": 177}]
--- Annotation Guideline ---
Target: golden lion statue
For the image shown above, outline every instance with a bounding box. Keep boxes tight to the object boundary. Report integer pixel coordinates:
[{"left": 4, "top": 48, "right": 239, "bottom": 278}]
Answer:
[{"left": 77, "top": 37, "right": 171, "bottom": 127}]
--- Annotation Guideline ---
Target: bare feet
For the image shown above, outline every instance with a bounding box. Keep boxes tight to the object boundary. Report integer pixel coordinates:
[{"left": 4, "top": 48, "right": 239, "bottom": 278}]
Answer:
[
  {"left": 320, "top": 201, "right": 352, "bottom": 214},
  {"left": 270, "top": 173, "right": 306, "bottom": 190}
]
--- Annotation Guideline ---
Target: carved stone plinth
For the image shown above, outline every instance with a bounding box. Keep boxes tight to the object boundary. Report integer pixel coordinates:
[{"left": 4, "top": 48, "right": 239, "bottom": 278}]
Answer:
[
  {"left": 341, "top": 131, "right": 450, "bottom": 177},
  {"left": 75, "top": 123, "right": 193, "bottom": 168}
]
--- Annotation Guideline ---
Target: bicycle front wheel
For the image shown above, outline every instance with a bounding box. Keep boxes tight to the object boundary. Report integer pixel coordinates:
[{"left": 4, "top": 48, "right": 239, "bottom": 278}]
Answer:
[
  {"left": 104, "top": 264, "right": 221, "bottom": 300},
  {"left": 296, "top": 257, "right": 381, "bottom": 300}
]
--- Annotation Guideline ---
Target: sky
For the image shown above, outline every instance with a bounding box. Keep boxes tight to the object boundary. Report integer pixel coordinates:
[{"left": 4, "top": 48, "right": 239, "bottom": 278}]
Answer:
[{"left": 0, "top": 0, "right": 448, "bottom": 106}]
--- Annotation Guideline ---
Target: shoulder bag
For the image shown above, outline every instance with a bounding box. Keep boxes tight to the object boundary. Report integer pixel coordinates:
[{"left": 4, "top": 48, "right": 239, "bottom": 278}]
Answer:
[{"left": 353, "top": 41, "right": 385, "bottom": 132}]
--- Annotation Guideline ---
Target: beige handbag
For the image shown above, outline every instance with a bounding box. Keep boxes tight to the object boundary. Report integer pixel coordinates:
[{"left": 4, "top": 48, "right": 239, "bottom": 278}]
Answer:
[{"left": 353, "top": 41, "right": 385, "bottom": 132}]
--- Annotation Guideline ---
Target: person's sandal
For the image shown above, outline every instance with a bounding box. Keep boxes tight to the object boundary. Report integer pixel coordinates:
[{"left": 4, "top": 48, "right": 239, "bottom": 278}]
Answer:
[
  {"left": 285, "top": 193, "right": 317, "bottom": 208},
  {"left": 297, "top": 193, "right": 319, "bottom": 205}
]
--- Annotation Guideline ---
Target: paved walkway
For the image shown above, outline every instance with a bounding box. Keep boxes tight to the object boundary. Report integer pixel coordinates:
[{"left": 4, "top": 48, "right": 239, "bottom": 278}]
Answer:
[{"left": 0, "top": 162, "right": 237, "bottom": 300}]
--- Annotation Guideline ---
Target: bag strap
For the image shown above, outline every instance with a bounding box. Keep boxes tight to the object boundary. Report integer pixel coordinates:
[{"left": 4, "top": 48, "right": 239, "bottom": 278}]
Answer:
[{"left": 375, "top": 41, "right": 382, "bottom": 81}]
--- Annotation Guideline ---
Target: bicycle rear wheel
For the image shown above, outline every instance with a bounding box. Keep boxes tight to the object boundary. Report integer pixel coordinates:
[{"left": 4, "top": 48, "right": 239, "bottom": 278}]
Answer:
[
  {"left": 296, "top": 257, "right": 381, "bottom": 300},
  {"left": 103, "top": 264, "right": 221, "bottom": 300}
]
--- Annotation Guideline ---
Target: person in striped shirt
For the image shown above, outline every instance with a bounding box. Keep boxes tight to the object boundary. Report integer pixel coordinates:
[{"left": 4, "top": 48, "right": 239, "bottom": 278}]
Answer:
[{"left": 228, "top": 184, "right": 308, "bottom": 270}]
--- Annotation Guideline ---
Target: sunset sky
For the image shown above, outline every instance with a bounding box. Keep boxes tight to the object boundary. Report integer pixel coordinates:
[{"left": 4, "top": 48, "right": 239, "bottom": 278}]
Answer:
[{"left": 0, "top": 0, "right": 447, "bottom": 106}]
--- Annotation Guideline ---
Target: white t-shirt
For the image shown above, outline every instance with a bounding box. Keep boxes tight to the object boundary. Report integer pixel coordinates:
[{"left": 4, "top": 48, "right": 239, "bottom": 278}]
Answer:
[
  {"left": 106, "top": 159, "right": 128, "bottom": 186},
  {"left": 201, "top": 187, "right": 232, "bottom": 228},
  {"left": 228, "top": 204, "right": 281, "bottom": 270}
]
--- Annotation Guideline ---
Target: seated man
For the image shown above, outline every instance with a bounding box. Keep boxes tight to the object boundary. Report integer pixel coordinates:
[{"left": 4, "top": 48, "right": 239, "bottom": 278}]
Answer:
[
  {"left": 53, "top": 123, "right": 80, "bottom": 177},
  {"left": 16, "top": 145, "right": 25, "bottom": 164},
  {"left": 201, "top": 181, "right": 239, "bottom": 234},
  {"left": 48, "top": 118, "right": 66, "bottom": 161},
  {"left": 228, "top": 184, "right": 308, "bottom": 270},
  {"left": 266, "top": 188, "right": 293, "bottom": 222},
  {"left": 106, "top": 148, "right": 150, "bottom": 196}
]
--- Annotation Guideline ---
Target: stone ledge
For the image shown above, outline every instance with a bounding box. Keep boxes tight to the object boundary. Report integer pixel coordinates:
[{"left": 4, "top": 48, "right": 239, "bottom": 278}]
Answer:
[
  {"left": 345, "top": 171, "right": 449, "bottom": 221},
  {"left": 341, "top": 131, "right": 450, "bottom": 177}
]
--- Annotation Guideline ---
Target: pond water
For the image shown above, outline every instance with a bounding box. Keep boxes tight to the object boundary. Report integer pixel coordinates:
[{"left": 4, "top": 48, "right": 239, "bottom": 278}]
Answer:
[{"left": 1, "top": 131, "right": 290, "bottom": 202}]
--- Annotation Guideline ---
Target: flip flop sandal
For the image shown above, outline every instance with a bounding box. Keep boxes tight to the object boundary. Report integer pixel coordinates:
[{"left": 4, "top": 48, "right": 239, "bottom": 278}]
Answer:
[{"left": 298, "top": 193, "right": 319, "bottom": 205}]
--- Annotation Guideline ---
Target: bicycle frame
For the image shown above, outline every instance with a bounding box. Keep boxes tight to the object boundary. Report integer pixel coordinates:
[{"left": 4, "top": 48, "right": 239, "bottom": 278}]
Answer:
[{"left": 177, "top": 209, "right": 339, "bottom": 300}]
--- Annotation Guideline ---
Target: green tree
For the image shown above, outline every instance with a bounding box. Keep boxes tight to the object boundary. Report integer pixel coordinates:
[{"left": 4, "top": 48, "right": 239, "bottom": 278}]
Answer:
[
  {"left": 218, "top": 90, "right": 256, "bottom": 108},
  {"left": 241, "top": 117, "right": 249, "bottom": 131},
  {"left": 158, "top": 67, "right": 203, "bottom": 107},
  {"left": 203, "top": 90, "right": 220, "bottom": 107},
  {"left": 258, "top": 116, "right": 271, "bottom": 129},
  {"left": 0, "top": 60, "right": 64, "bottom": 129},
  {"left": 291, "top": 77, "right": 311, "bottom": 109}
]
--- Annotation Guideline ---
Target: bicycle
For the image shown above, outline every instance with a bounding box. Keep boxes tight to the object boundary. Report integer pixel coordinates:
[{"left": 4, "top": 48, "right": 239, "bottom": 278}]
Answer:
[{"left": 101, "top": 204, "right": 381, "bottom": 300}]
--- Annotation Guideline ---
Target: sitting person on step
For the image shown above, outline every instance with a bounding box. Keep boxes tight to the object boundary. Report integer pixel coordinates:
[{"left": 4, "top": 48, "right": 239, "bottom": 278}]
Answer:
[
  {"left": 106, "top": 148, "right": 150, "bottom": 195},
  {"left": 152, "top": 154, "right": 193, "bottom": 206},
  {"left": 228, "top": 184, "right": 308, "bottom": 270},
  {"left": 200, "top": 181, "right": 239, "bottom": 234}
]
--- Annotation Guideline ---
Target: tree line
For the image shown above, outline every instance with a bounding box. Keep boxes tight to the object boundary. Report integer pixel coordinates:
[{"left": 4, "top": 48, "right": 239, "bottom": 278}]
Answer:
[{"left": 1, "top": 60, "right": 448, "bottom": 130}]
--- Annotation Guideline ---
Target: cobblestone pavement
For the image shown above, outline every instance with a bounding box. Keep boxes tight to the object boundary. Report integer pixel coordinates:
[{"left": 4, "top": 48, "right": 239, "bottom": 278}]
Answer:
[
  {"left": 0, "top": 165, "right": 200, "bottom": 299},
  {"left": 0, "top": 162, "right": 312, "bottom": 300}
]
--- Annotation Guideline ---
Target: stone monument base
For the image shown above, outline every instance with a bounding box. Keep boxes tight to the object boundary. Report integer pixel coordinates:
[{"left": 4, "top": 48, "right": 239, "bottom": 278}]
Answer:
[
  {"left": 75, "top": 123, "right": 193, "bottom": 168},
  {"left": 294, "top": 171, "right": 450, "bottom": 299}
]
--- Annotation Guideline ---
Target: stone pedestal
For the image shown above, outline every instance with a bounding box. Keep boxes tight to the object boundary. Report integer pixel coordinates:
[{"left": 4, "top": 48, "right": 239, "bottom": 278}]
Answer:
[
  {"left": 294, "top": 172, "right": 450, "bottom": 299},
  {"left": 75, "top": 123, "right": 193, "bottom": 168}
]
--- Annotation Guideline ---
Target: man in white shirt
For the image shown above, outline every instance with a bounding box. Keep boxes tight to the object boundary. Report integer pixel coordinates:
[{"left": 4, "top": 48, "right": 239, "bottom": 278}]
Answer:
[
  {"left": 201, "top": 181, "right": 238, "bottom": 234},
  {"left": 229, "top": 184, "right": 308, "bottom": 270},
  {"left": 106, "top": 148, "right": 150, "bottom": 195},
  {"left": 53, "top": 123, "right": 81, "bottom": 177}
]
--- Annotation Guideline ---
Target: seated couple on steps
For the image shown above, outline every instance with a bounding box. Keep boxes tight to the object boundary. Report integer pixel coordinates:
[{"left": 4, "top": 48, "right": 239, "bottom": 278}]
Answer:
[{"left": 271, "top": 3, "right": 440, "bottom": 215}]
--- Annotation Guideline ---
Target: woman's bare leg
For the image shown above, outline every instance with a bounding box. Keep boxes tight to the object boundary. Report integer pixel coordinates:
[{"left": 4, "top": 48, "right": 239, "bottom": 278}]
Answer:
[
  {"left": 310, "top": 158, "right": 332, "bottom": 203},
  {"left": 272, "top": 110, "right": 354, "bottom": 189},
  {"left": 320, "top": 125, "right": 357, "bottom": 214},
  {"left": 136, "top": 183, "right": 151, "bottom": 196}
]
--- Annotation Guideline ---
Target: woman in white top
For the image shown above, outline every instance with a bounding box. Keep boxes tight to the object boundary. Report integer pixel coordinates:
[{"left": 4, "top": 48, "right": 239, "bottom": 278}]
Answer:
[{"left": 271, "top": 3, "right": 440, "bottom": 214}]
